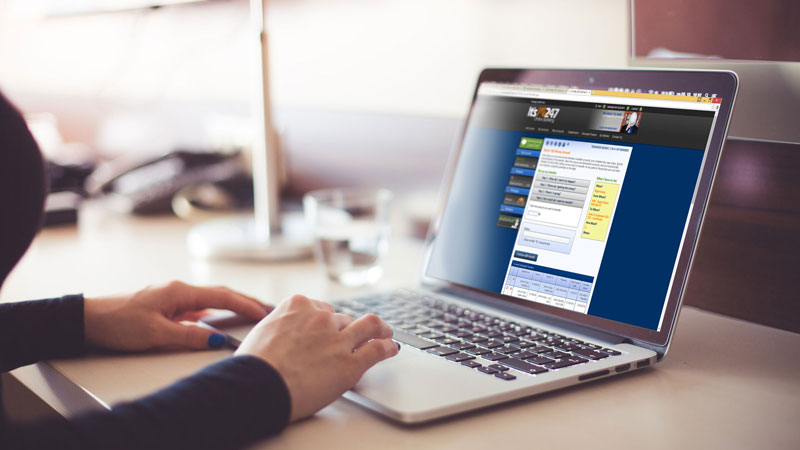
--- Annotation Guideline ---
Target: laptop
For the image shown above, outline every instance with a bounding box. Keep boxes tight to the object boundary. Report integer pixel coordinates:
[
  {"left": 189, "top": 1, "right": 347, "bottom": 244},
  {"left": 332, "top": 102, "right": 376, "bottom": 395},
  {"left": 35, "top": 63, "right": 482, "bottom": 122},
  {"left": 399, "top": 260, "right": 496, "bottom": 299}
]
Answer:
[{"left": 213, "top": 68, "right": 738, "bottom": 423}]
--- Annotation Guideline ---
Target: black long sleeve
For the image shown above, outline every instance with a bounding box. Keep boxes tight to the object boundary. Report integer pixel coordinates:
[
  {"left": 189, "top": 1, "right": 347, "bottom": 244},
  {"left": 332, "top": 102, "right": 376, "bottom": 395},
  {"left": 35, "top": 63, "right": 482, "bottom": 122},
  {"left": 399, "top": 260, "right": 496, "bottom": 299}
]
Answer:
[
  {"left": 3, "top": 355, "right": 291, "bottom": 450},
  {"left": 0, "top": 295, "right": 85, "bottom": 372},
  {"left": 0, "top": 297, "right": 292, "bottom": 449}
]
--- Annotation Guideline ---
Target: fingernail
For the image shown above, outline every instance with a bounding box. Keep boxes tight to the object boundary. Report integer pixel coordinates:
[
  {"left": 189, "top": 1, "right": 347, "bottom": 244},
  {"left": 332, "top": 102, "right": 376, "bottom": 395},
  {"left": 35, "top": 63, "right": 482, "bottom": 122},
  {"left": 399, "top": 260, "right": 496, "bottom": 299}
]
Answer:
[
  {"left": 395, "top": 342, "right": 401, "bottom": 351},
  {"left": 208, "top": 333, "right": 227, "bottom": 349}
]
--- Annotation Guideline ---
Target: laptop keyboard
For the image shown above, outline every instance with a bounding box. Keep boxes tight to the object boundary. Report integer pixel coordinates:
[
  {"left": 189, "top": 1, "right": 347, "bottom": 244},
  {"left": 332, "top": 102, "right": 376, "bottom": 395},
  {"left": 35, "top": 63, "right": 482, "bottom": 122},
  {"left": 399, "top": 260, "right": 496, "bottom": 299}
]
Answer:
[{"left": 335, "top": 290, "right": 622, "bottom": 381}]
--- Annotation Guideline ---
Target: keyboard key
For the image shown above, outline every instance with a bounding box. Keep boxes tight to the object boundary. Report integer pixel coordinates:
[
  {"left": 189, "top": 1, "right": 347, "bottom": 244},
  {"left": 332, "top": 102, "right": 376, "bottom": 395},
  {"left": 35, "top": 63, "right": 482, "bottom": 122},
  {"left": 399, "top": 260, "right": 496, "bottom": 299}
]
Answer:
[
  {"left": 485, "top": 330, "right": 503, "bottom": 338},
  {"left": 599, "top": 348, "right": 622, "bottom": 356},
  {"left": 572, "top": 348, "right": 609, "bottom": 360},
  {"left": 419, "top": 332, "right": 444, "bottom": 340},
  {"left": 464, "top": 335, "right": 489, "bottom": 344},
  {"left": 461, "top": 360, "right": 482, "bottom": 369},
  {"left": 511, "top": 351, "right": 538, "bottom": 360},
  {"left": 465, "top": 347, "right": 492, "bottom": 356},
  {"left": 498, "top": 357, "right": 549, "bottom": 375},
  {"left": 478, "top": 366, "right": 499, "bottom": 375},
  {"left": 488, "top": 364, "right": 509, "bottom": 372},
  {"left": 542, "top": 351, "right": 571, "bottom": 360},
  {"left": 501, "top": 335, "right": 519, "bottom": 344},
  {"left": 498, "top": 344, "right": 521, "bottom": 354},
  {"left": 435, "top": 336, "right": 460, "bottom": 345},
  {"left": 454, "top": 331, "right": 473, "bottom": 339},
  {"left": 516, "top": 340, "right": 536, "bottom": 349},
  {"left": 452, "top": 342, "right": 476, "bottom": 351},
  {"left": 428, "top": 346, "right": 459, "bottom": 357},
  {"left": 512, "top": 327, "right": 529, "bottom": 337},
  {"left": 440, "top": 326, "right": 459, "bottom": 334},
  {"left": 525, "top": 356, "right": 555, "bottom": 365},
  {"left": 443, "top": 314, "right": 459, "bottom": 324},
  {"left": 482, "top": 352, "right": 509, "bottom": 361},
  {"left": 446, "top": 353, "right": 475, "bottom": 363},
  {"left": 495, "top": 372, "right": 517, "bottom": 381},
  {"left": 392, "top": 329, "right": 439, "bottom": 350},
  {"left": 545, "top": 357, "right": 588, "bottom": 369},
  {"left": 485, "top": 340, "right": 504, "bottom": 349},
  {"left": 528, "top": 333, "right": 547, "bottom": 342},
  {"left": 556, "top": 343, "right": 582, "bottom": 352}
]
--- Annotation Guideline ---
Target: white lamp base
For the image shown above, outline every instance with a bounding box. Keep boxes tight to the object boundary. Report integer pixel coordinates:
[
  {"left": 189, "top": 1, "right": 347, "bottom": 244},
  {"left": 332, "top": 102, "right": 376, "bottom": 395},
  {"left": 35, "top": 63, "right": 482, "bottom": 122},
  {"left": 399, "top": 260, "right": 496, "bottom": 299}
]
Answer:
[{"left": 187, "top": 212, "right": 312, "bottom": 261}]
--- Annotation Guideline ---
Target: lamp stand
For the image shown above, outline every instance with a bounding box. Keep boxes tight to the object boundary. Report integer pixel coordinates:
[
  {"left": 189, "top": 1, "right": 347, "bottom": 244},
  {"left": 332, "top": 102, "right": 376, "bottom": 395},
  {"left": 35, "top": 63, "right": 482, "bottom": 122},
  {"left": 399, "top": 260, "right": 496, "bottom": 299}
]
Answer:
[{"left": 187, "top": 0, "right": 312, "bottom": 261}]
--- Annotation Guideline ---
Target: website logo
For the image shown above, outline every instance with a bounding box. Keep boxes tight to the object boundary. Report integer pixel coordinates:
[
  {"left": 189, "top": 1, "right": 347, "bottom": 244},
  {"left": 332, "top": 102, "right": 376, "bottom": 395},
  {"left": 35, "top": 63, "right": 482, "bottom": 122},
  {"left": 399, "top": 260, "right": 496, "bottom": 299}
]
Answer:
[{"left": 527, "top": 106, "right": 560, "bottom": 120}]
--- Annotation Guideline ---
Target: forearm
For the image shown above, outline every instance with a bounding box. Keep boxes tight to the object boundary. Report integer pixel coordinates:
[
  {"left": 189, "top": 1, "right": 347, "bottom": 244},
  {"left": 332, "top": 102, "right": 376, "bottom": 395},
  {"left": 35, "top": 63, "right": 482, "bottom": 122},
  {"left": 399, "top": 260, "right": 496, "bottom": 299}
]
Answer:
[
  {"left": 0, "top": 295, "right": 85, "bottom": 372},
  {"left": 2, "top": 356, "right": 291, "bottom": 450}
]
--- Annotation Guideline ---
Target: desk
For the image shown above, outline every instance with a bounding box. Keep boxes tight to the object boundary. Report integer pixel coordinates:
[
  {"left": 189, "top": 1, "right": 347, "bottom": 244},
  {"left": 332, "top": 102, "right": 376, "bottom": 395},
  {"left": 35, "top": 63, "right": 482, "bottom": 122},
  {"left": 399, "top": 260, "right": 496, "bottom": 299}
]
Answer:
[{"left": 2, "top": 207, "right": 799, "bottom": 450}]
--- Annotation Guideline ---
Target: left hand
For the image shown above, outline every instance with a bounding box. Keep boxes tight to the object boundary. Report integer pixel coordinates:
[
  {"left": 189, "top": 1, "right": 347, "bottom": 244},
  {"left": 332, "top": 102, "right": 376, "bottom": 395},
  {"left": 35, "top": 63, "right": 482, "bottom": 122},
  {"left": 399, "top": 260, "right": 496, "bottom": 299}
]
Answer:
[{"left": 83, "top": 281, "right": 269, "bottom": 351}]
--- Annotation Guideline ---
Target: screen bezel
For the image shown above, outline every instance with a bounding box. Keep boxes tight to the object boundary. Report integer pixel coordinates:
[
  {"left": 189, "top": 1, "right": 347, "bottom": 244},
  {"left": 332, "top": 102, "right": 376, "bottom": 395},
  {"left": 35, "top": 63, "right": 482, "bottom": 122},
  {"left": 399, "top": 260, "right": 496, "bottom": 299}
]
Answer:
[{"left": 420, "top": 68, "right": 738, "bottom": 348}]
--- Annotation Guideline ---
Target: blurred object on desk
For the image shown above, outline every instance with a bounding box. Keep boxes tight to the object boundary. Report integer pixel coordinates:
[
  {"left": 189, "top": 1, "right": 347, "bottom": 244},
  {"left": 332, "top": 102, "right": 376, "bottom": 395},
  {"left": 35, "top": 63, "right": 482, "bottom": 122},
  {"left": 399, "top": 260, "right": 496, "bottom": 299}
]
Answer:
[
  {"left": 85, "top": 149, "right": 248, "bottom": 215},
  {"left": 684, "top": 138, "right": 800, "bottom": 333},
  {"left": 171, "top": 178, "right": 254, "bottom": 222},
  {"left": 42, "top": 161, "right": 94, "bottom": 227}
]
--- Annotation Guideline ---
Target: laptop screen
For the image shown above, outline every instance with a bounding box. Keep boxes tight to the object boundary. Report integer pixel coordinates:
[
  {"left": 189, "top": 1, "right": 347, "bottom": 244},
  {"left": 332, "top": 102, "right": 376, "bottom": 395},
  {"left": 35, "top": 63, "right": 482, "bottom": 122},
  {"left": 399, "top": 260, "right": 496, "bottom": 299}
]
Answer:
[{"left": 426, "top": 82, "right": 724, "bottom": 331}]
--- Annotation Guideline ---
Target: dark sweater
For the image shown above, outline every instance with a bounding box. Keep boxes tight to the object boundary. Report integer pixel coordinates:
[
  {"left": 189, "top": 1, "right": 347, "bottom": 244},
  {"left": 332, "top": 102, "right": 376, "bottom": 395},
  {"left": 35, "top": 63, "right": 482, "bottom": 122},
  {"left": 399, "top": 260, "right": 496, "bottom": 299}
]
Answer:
[{"left": 0, "top": 295, "right": 291, "bottom": 450}]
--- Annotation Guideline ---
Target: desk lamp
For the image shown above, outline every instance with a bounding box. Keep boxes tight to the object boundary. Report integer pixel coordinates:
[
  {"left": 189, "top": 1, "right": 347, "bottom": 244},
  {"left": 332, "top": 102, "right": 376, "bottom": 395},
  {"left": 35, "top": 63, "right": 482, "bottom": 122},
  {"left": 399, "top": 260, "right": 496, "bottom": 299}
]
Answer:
[{"left": 186, "top": 0, "right": 312, "bottom": 260}]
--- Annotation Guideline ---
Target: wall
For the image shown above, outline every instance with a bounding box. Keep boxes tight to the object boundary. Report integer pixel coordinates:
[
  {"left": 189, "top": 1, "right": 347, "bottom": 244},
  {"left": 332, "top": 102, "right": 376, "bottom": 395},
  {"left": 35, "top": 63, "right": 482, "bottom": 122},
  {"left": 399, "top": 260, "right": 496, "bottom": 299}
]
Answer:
[{"left": 0, "top": 0, "right": 630, "bottom": 192}]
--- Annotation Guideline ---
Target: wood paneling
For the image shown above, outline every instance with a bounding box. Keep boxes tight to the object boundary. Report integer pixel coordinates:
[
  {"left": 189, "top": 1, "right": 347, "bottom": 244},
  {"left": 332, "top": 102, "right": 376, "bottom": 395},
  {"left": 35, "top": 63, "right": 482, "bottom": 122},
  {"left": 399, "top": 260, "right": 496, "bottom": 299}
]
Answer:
[{"left": 684, "top": 139, "right": 800, "bottom": 332}]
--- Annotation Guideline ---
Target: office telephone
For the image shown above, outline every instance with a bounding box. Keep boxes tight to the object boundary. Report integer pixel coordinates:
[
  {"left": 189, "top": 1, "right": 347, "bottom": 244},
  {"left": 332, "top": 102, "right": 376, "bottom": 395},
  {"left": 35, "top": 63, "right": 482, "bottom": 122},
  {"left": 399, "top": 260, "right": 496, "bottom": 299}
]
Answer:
[{"left": 86, "top": 150, "right": 251, "bottom": 215}]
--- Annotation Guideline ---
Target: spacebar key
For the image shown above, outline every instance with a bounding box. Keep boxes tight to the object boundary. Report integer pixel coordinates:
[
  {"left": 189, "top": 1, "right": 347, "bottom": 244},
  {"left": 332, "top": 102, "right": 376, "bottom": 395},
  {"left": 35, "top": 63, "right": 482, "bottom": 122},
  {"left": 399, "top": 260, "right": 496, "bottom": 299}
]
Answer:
[{"left": 393, "top": 329, "right": 439, "bottom": 349}]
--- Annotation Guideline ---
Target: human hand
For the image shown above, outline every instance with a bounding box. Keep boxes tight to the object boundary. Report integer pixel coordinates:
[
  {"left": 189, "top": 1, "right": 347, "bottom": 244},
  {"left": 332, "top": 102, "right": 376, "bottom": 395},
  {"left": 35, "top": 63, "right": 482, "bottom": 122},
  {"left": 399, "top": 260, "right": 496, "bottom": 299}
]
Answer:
[
  {"left": 84, "top": 281, "right": 268, "bottom": 351},
  {"left": 235, "top": 294, "right": 398, "bottom": 421}
]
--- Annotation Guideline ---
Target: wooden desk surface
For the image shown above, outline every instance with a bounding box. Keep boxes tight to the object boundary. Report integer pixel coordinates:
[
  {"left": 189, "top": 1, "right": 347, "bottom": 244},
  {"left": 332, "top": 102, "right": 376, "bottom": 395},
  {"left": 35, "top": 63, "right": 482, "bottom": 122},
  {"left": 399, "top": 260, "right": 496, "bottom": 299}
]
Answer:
[{"left": 3, "top": 207, "right": 799, "bottom": 450}]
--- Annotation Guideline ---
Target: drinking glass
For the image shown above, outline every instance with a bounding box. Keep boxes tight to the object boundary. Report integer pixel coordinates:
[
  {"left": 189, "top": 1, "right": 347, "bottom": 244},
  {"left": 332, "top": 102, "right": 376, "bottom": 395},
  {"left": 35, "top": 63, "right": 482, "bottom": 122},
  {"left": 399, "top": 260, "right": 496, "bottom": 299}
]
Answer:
[{"left": 303, "top": 187, "right": 392, "bottom": 286}]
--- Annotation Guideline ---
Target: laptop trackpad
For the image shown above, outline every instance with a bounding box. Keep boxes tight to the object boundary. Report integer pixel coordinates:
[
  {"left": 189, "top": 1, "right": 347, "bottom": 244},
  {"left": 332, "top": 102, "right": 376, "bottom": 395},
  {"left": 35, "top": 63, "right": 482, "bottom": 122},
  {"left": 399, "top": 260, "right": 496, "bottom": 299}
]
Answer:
[{"left": 348, "top": 348, "right": 508, "bottom": 417}]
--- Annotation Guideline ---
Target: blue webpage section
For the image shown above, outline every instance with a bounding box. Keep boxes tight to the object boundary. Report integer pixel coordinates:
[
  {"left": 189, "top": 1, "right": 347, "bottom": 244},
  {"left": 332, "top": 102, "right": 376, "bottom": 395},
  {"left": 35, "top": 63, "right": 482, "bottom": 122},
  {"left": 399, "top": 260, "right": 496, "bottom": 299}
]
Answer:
[
  {"left": 516, "top": 149, "right": 541, "bottom": 157},
  {"left": 510, "top": 260, "right": 594, "bottom": 283},
  {"left": 505, "top": 186, "right": 530, "bottom": 195},
  {"left": 426, "top": 127, "right": 704, "bottom": 330},
  {"left": 500, "top": 204, "right": 525, "bottom": 215},
  {"left": 510, "top": 167, "right": 535, "bottom": 176}
]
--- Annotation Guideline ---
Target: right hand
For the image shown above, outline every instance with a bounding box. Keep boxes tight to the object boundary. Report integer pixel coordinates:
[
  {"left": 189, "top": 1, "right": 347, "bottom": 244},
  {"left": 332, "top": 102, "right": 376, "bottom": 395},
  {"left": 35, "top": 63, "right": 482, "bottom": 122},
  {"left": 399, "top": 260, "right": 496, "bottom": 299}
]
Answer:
[{"left": 235, "top": 294, "right": 398, "bottom": 421}]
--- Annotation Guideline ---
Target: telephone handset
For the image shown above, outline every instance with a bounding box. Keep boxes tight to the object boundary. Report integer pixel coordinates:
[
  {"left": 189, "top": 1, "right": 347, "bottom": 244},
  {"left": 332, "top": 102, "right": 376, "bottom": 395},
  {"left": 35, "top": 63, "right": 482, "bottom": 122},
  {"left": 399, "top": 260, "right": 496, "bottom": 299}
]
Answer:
[{"left": 86, "top": 150, "right": 248, "bottom": 215}]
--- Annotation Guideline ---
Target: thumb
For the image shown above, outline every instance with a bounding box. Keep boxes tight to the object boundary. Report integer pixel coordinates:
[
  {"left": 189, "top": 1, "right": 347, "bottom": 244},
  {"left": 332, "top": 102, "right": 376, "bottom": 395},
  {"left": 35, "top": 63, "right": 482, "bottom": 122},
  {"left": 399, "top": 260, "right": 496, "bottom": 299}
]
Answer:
[{"left": 160, "top": 320, "right": 228, "bottom": 350}]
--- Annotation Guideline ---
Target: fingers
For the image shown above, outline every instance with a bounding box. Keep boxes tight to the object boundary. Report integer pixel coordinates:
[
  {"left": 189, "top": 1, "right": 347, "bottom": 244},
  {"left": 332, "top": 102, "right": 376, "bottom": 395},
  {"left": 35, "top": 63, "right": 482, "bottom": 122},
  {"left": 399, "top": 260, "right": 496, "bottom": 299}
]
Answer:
[
  {"left": 331, "top": 313, "right": 355, "bottom": 330},
  {"left": 278, "top": 294, "right": 335, "bottom": 313},
  {"left": 352, "top": 338, "right": 399, "bottom": 372},
  {"left": 341, "top": 314, "right": 392, "bottom": 347},
  {"left": 173, "top": 309, "right": 211, "bottom": 322},
  {"left": 167, "top": 282, "right": 267, "bottom": 321},
  {"left": 310, "top": 299, "right": 335, "bottom": 313},
  {"left": 159, "top": 319, "right": 228, "bottom": 350},
  {"left": 212, "top": 286, "right": 274, "bottom": 314}
]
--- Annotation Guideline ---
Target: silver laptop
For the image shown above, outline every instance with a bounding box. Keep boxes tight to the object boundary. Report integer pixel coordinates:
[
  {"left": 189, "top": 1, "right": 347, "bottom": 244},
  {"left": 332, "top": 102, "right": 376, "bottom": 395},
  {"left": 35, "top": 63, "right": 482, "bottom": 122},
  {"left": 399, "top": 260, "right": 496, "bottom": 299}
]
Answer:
[{"left": 217, "top": 68, "right": 738, "bottom": 423}]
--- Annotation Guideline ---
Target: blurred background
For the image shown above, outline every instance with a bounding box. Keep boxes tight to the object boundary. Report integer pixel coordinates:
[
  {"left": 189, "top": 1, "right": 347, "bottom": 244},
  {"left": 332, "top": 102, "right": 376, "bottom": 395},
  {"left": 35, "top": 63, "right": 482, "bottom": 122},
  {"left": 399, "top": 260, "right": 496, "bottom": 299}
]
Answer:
[{"left": 0, "top": 0, "right": 630, "bottom": 196}]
